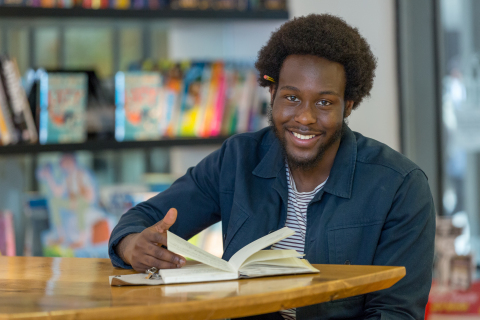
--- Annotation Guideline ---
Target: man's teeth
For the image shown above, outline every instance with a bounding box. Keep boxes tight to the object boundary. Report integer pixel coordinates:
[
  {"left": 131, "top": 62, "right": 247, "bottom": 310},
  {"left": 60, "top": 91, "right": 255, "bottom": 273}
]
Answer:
[{"left": 292, "top": 132, "right": 316, "bottom": 140}]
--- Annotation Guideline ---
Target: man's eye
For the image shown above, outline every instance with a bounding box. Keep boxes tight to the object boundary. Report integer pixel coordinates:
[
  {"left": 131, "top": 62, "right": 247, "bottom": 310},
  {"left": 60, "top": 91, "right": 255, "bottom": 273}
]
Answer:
[
  {"left": 317, "top": 100, "right": 332, "bottom": 106},
  {"left": 286, "top": 96, "right": 299, "bottom": 102}
]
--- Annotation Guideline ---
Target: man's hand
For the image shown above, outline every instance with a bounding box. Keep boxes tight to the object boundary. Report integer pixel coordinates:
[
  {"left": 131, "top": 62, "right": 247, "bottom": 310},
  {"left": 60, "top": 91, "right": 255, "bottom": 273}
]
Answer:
[{"left": 115, "top": 208, "right": 186, "bottom": 272}]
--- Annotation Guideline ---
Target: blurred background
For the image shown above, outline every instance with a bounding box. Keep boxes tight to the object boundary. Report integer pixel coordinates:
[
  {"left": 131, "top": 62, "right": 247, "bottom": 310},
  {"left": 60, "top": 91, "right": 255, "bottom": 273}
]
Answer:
[{"left": 0, "top": 0, "right": 478, "bottom": 318}]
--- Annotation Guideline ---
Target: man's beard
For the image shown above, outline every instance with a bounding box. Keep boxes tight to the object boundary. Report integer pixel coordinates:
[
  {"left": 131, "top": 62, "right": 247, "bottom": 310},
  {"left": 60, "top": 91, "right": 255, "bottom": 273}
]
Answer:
[{"left": 268, "top": 108, "right": 345, "bottom": 171}]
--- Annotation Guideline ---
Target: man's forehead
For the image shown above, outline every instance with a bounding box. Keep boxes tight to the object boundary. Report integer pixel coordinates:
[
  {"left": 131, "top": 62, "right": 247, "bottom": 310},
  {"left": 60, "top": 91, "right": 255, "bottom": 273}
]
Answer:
[{"left": 277, "top": 55, "right": 347, "bottom": 92}]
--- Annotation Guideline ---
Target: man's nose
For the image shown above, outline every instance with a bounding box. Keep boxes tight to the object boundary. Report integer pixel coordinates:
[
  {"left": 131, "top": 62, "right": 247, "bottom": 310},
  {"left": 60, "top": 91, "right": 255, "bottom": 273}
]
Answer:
[{"left": 294, "top": 103, "right": 316, "bottom": 125}]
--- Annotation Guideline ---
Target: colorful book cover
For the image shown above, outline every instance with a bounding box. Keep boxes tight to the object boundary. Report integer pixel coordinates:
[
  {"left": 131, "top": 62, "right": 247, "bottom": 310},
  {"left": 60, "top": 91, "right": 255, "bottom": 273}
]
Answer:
[
  {"left": 170, "top": 0, "right": 200, "bottom": 9},
  {"left": 210, "top": 62, "right": 227, "bottom": 136},
  {"left": 0, "top": 57, "right": 38, "bottom": 143},
  {"left": 196, "top": 61, "right": 220, "bottom": 137},
  {"left": 82, "top": 0, "right": 92, "bottom": 8},
  {"left": 115, "top": 72, "right": 163, "bottom": 141},
  {"left": 262, "top": 0, "right": 285, "bottom": 10},
  {"left": 131, "top": 0, "right": 146, "bottom": 8},
  {"left": 36, "top": 154, "right": 116, "bottom": 258},
  {"left": 220, "top": 64, "right": 239, "bottom": 136},
  {"left": 221, "top": 65, "right": 248, "bottom": 135},
  {"left": 40, "top": 0, "right": 56, "bottom": 7},
  {"left": 38, "top": 72, "right": 88, "bottom": 144},
  {"left": 58, "top": 0, "right": 73, "bottom": 7},
  {"left": 113, "top": 0, "right": 130, "bottom": 9},
  {"left": 0, "top": 211, "right": 16, "bottom": 256},
  {"left": 162, "top": 61, "right": 188, "bottom": 137},
  {"left": 177, "top": 62, "right": 208, "bottom": 137},
  {"left": 2, "top": 0, "right": 26, "bottom": 5},
  {"left": 194, "top": 63, "right": 214, "bottom": 137}
]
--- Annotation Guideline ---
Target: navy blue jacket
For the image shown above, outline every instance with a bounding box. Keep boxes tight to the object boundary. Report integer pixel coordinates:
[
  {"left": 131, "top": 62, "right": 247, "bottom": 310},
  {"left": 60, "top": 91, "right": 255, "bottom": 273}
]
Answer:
[{"left": 109, "top": 126, "right": 435, "bottom": 320}]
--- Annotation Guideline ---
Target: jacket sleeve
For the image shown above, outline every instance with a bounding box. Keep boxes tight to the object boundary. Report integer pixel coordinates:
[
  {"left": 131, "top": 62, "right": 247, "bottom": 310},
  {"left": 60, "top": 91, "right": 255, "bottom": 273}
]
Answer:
[
  {"left": 108, "top": 142, "right": 227, "bottom": 269},
  {"left": 363, "top": 168, "right": 436, "bottom": 320}
]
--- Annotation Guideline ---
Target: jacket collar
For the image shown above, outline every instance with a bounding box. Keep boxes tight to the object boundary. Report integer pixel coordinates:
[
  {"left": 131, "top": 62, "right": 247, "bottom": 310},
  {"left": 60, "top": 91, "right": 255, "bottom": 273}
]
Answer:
[
  {"left": 252, "top": 126, "right": 357, "bottom": 199},
  {"left": 252, "top": 128, "right": 286, "bottom": 179}
]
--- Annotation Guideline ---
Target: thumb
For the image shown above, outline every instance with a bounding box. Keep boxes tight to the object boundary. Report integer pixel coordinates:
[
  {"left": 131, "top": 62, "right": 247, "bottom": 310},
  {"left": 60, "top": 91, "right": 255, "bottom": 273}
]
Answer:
[{"left": 153, "top": 208, "right": 177, "bottom": 233}]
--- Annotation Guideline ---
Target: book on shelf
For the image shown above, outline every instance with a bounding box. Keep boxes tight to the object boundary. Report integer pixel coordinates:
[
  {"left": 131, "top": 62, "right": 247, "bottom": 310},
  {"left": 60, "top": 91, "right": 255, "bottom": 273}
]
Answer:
[
  {"left": 0, "top": 56, "right": 38, "bottom": 144},
  {"left": 115, "top": 72, "right": 164, "bottom": 141},
  {"left": 0, "top": 210, "right": 16, "bottom": 256},
  {"left": 196, "top": 61, "right": 226, "bottom": 137},
  {"left": 0, "top": 0, "right": 286, "bottom": 9},
  {"left": 159, "top": 61, "right": 186, "bottom": 137},
  {"left": 0, "top": 73, "right": 17, "bottom": 145},
  {"left": 177, "top": 62, "right": 208, "bottom": 137},
  {"left": 38, "top": 72, "right": 88, "bottom": 144},
  {"left": 109, "top": 227, "right": 319, "bottom": 286}
]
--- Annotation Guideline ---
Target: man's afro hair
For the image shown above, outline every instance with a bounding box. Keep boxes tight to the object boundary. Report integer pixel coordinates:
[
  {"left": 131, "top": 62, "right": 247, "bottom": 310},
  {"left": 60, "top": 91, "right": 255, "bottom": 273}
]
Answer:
[{"left": 255, "top": 14, "right": 377, "bottom": 109}]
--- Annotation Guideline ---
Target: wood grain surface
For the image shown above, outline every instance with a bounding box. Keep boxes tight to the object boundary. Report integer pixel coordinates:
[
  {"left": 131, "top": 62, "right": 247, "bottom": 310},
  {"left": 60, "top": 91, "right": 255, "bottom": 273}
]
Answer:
[{"left": 0, "top": 256, "right": 405, "bottom": 320}]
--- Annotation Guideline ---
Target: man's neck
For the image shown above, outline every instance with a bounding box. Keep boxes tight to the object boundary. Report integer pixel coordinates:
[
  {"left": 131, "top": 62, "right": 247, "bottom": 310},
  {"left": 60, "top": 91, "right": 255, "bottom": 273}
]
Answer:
[{"left": 288, "top": 140, "right": 340, "bottom": 193}]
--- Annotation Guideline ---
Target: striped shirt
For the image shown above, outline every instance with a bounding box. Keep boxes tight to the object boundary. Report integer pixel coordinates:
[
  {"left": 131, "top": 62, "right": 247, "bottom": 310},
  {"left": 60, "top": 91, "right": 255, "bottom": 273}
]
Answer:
[{"left": 271, "top": 164, "right": 327, "bottom": 320}]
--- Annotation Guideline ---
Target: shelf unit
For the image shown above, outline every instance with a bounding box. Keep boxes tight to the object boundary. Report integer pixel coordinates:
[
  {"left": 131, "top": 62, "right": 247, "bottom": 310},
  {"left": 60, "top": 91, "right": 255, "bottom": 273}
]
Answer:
[
  {"left": 0, "top": 136, "right": 229, "bottom": 155},
  {"left": 0, "top": 6, "right": 285, "bottom": 156},
  {"left": 0, "top": 7, "right": 289, "bottom": 19}
]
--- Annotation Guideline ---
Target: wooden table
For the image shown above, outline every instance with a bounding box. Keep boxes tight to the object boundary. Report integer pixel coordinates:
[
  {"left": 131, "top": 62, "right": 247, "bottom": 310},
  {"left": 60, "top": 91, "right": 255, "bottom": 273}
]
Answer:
[{"left": 0, "top": 256, "right": 405, "bottom": 320}]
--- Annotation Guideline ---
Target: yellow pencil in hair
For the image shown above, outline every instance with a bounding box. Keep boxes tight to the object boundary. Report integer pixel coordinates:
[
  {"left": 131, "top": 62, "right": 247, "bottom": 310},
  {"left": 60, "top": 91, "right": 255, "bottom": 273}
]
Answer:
[{"left": 263, "top": 75, "right": 275, "bottom": 83}]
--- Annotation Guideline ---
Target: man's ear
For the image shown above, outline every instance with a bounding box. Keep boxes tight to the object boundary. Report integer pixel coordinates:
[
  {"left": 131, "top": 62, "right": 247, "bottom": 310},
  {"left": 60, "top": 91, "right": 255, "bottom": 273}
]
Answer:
[{"left": 344, "top": 100, "right": 354, "bottom": 118}]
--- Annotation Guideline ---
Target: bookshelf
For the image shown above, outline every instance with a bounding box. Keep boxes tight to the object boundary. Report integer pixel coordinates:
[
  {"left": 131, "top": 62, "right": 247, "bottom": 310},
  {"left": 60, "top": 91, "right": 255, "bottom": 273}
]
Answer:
[
  {"left": 0, "top": 136, "right": 229, "bottom": 155},
  {"left": 0, "top": 7, "right": 289, "bottom": 20}
]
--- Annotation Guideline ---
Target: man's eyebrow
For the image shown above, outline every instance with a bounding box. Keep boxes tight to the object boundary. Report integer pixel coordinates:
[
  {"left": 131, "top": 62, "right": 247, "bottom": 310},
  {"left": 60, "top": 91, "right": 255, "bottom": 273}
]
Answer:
[
  {"left": 280, "top": 86, "right": 341, "bottom": 97},
  {"left": 279, "top": 85, "right": 300, "bottom": 91},
  {"left": 319, "top": 90, "right": 340, "bottom": 96}
]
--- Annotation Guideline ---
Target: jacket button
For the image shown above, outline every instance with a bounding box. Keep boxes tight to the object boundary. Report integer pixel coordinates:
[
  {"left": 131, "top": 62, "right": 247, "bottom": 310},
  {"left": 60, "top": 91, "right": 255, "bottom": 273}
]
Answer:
[
  {"left": 344, "top": 260, "right": 351, "bottom": 265},
  {"left": 223, "top": 234, "right": 226, "bottom": 240}
]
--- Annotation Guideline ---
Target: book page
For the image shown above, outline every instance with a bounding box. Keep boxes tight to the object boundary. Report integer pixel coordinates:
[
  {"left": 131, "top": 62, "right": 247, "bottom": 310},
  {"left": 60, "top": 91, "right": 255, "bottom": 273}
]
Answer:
[
  {"left": 109, "top": 274, "right": 165, "bottom": 286},
  {"left": 241, "top": 250, "right": 303, "bottom": 268},
  {"left": 159, "top": 263, "right": 238, "bottom": 284},
  {"left": 239, "top": 264, "right": 316, "bottom": 278},
  {"left": 228, "top": 227, "right": 295, "bottom": 271},
  {"left": 244, "top": 258, "right": 319, "bottom": 272},
  {"left": 167, "top": 231, "right": 234, "bottom": 273}
]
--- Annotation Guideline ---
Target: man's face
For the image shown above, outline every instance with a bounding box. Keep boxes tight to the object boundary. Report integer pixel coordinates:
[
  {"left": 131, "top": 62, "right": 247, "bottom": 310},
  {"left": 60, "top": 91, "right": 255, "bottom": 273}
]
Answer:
[{"left": 270, "top": 54, "right": 354, "bottom": 170}]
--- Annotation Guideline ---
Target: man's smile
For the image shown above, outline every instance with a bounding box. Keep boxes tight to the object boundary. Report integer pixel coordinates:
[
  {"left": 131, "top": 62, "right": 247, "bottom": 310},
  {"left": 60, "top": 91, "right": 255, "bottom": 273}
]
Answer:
[{"left": 287, "top": 129, "right": 322, "bottom": 146}]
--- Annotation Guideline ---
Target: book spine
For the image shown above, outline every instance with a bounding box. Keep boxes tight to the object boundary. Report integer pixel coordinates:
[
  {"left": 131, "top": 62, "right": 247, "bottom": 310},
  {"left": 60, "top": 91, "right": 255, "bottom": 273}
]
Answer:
[
  {"left": 194, "top": 63, "right": 212, "bottom": 137},
  {"left": 114, "top": 72, "right": 126, "bottom": 141},
  {"left": 0, "top": 57, "right": 38, "bottom": 143},
  {"left": 178, "top": 63, "right": 204, "bottom": 137},
  {"left": 210, "top": 62, "right": 226, "bottom": 137},
  {"left": 0, "top": 75, "right": 18, "bottom": 145},
  {"left": 38, "top": 71, "right": 49, "bottom": 144},
  {"left": 0, "top": 211, "right": 16, "bottom": 256}
]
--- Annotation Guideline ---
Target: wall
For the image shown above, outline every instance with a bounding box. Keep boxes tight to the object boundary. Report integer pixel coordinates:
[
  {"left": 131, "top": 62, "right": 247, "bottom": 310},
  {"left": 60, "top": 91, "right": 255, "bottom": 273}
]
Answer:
[{"left": 289, "top": 0, "right": 400, "bottom": 151}]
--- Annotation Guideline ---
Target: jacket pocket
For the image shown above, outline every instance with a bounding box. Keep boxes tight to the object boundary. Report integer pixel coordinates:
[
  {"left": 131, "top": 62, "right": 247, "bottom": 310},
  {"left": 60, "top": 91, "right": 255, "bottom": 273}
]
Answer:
[{"left": 327, "top": 220, "right": 383, "bottom": 265}]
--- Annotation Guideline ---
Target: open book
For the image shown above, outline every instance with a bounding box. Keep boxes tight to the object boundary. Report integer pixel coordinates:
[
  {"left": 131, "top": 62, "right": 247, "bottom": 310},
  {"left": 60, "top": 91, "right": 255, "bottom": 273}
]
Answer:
[{"left": 110, "top": 227, "right": 319, "bottom": 286}]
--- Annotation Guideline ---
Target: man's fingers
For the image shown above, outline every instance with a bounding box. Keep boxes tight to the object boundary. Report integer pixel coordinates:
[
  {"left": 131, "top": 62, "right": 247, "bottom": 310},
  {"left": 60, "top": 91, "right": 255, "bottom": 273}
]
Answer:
[
  {"left": 153, "top": 208, "right": 177, "bottom": 233},
  {"left": 146, "top": 243, "right": 186, "bottom": 267},
  {"left": 144, "top": 228, "right": 168, "bottom": 246}
]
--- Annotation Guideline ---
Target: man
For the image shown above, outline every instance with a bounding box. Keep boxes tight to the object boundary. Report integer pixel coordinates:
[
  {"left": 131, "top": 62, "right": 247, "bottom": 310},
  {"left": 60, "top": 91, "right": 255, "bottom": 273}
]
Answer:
[{"left": 109, "top": 14, "right": 435, "bottom": 320}]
